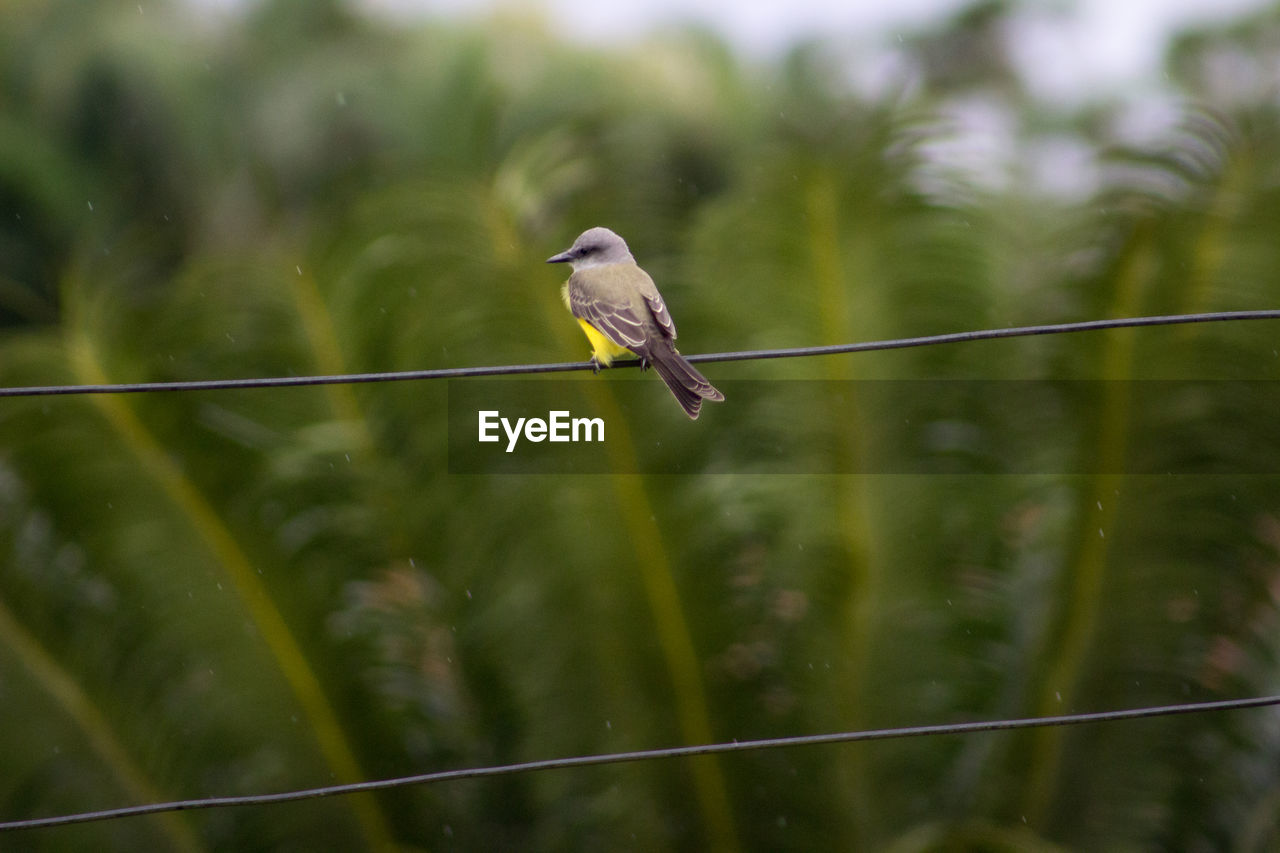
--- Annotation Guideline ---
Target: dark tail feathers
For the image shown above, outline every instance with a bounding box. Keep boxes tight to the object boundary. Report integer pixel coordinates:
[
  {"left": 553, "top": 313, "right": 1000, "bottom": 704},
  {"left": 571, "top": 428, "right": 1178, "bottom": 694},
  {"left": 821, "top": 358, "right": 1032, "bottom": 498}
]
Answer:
[{"left": 649, "top": 348, "right": 725, "bottom": 419}]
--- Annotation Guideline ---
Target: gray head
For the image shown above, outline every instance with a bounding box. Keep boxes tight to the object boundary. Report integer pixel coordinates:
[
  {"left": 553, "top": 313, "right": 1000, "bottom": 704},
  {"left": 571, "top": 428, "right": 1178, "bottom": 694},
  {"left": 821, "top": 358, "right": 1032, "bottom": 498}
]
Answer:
[{"left": 546, "top": 227, "right": 635, "bottom": 270}]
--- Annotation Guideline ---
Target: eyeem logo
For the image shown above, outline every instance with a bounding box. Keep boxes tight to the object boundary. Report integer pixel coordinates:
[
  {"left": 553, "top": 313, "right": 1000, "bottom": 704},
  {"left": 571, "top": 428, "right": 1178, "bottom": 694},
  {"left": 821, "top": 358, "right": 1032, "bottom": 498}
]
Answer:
[{"left": 478, "top": 410, "right": 605, "bottom": 453}]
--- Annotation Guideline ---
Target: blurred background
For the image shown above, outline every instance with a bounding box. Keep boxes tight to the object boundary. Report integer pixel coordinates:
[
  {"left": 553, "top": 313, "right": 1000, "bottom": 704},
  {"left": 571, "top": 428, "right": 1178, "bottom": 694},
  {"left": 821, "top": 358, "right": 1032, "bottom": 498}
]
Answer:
[{"left": 3, "top": 0, "right": 1280, "bottom": 849}]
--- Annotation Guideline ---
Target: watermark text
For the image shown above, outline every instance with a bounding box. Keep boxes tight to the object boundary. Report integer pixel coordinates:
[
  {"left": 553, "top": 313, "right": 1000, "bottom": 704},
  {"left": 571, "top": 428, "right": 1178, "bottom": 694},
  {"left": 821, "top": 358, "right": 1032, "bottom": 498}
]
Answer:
[{"left": 478, "top": 410, "right": 605, "bottom": 453}]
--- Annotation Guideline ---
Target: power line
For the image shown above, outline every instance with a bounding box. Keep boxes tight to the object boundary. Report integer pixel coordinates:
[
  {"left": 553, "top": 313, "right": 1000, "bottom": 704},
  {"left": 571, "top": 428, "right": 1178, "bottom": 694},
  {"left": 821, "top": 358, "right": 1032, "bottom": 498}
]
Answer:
[
  {"left": 1, "top": 310, "right": 1277, "bottom": 398},
  {"left": 699, "top": 309, "right": 1280, "bottom": 364},
  {"left": 0, "top": 309, "right": 1276, "bottom": 834},
  {"left": 2, "top": 694, "right": 1276, "bottom": 832}
]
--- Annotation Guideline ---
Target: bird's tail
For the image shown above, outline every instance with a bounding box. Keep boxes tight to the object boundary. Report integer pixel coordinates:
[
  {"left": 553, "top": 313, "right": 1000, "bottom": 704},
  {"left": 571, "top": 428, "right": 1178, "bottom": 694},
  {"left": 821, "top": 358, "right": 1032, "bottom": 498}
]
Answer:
[{"left": 649, "top": 347, "right": 725, "bottom": 420}]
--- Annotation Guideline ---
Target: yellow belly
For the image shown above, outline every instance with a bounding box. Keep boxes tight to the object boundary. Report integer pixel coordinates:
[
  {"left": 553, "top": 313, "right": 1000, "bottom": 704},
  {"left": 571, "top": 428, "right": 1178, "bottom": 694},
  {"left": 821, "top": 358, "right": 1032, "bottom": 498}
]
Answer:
[{"left": 577, "top": 318, "right": 633, "bottom": 367}]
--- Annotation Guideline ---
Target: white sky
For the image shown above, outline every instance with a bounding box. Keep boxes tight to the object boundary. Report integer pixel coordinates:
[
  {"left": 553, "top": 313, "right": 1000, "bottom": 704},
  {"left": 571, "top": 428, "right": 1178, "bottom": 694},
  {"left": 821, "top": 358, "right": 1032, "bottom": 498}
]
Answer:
[
  {"left": 346, "top": 0, "right": 1270, "bottom": 97},
  {"left": 189, "top": 0, "right": 1272, "bottom": 198},
  {"left": 191, "top": 0, "right": 1271, "bottom": 100}
]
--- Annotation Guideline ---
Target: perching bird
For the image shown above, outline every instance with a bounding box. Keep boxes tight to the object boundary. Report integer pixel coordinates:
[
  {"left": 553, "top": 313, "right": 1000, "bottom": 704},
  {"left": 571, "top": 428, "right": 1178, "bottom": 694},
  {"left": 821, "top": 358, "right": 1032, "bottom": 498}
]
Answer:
[{"left": 547, "top": 227, "right": 724, "bottom": 419}]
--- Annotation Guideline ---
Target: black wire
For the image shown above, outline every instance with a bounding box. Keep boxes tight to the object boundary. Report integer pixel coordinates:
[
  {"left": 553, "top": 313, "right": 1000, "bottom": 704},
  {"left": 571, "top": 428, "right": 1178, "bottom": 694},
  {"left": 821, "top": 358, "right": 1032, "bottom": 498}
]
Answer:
[
  {"left": 1, "top": 309, "right": 1278, "bottom": 833},
  {"left": 2, "top": 694, "right": 1276, "bottom": 831},
  {"left": 1, "top": 310, "right": 1277, "bottom": 398},
  {"left": 691, "top": 309, "right": 1280, "bottom": 364}
]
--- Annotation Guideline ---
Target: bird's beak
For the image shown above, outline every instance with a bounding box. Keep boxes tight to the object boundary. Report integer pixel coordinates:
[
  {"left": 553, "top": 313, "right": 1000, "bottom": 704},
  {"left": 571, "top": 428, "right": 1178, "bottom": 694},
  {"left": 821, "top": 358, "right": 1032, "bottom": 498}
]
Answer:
[{"left": 546, "top": 249, "right": 573, "bottom": 264}]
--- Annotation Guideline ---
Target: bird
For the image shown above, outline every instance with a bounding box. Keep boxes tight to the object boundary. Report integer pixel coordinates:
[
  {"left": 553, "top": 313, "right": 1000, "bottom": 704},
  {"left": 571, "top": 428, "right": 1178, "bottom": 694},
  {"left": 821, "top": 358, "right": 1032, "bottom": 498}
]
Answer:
[{"left": 547, "top": 227, "right": 724, "bottom": 419}]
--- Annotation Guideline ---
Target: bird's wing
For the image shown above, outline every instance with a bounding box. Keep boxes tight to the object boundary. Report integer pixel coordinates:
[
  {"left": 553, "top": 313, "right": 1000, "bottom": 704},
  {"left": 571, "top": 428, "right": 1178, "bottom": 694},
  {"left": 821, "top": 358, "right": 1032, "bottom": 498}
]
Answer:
[
  {"left": 569, "top": 272, "right": 681, "bottom": 355},
  {"left": 642, "top": 291, "right": 677, "bottom": 341},
  {"left": 568, "top": 284, "right": 650, "bottom": 352}
]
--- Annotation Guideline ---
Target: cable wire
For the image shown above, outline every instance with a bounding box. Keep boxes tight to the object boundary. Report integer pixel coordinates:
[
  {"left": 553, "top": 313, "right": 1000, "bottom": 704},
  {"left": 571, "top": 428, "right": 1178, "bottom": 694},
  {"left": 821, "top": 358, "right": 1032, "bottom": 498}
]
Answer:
[
  {"left": 2, "top": 694, "right": 1277, "bottom": 831},
  {"left": 2, "top": 309, "right": 1278, "bottom": 833},
  {"left": 1, "top": 310, "right": 1277, "bottom": 398}
]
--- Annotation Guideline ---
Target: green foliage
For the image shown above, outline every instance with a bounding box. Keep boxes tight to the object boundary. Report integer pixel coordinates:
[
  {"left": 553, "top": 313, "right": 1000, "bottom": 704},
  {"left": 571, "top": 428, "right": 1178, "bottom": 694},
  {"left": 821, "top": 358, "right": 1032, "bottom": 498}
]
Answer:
[{"left": 3, "top": 1, "right": 1280, "bottom": 850}]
